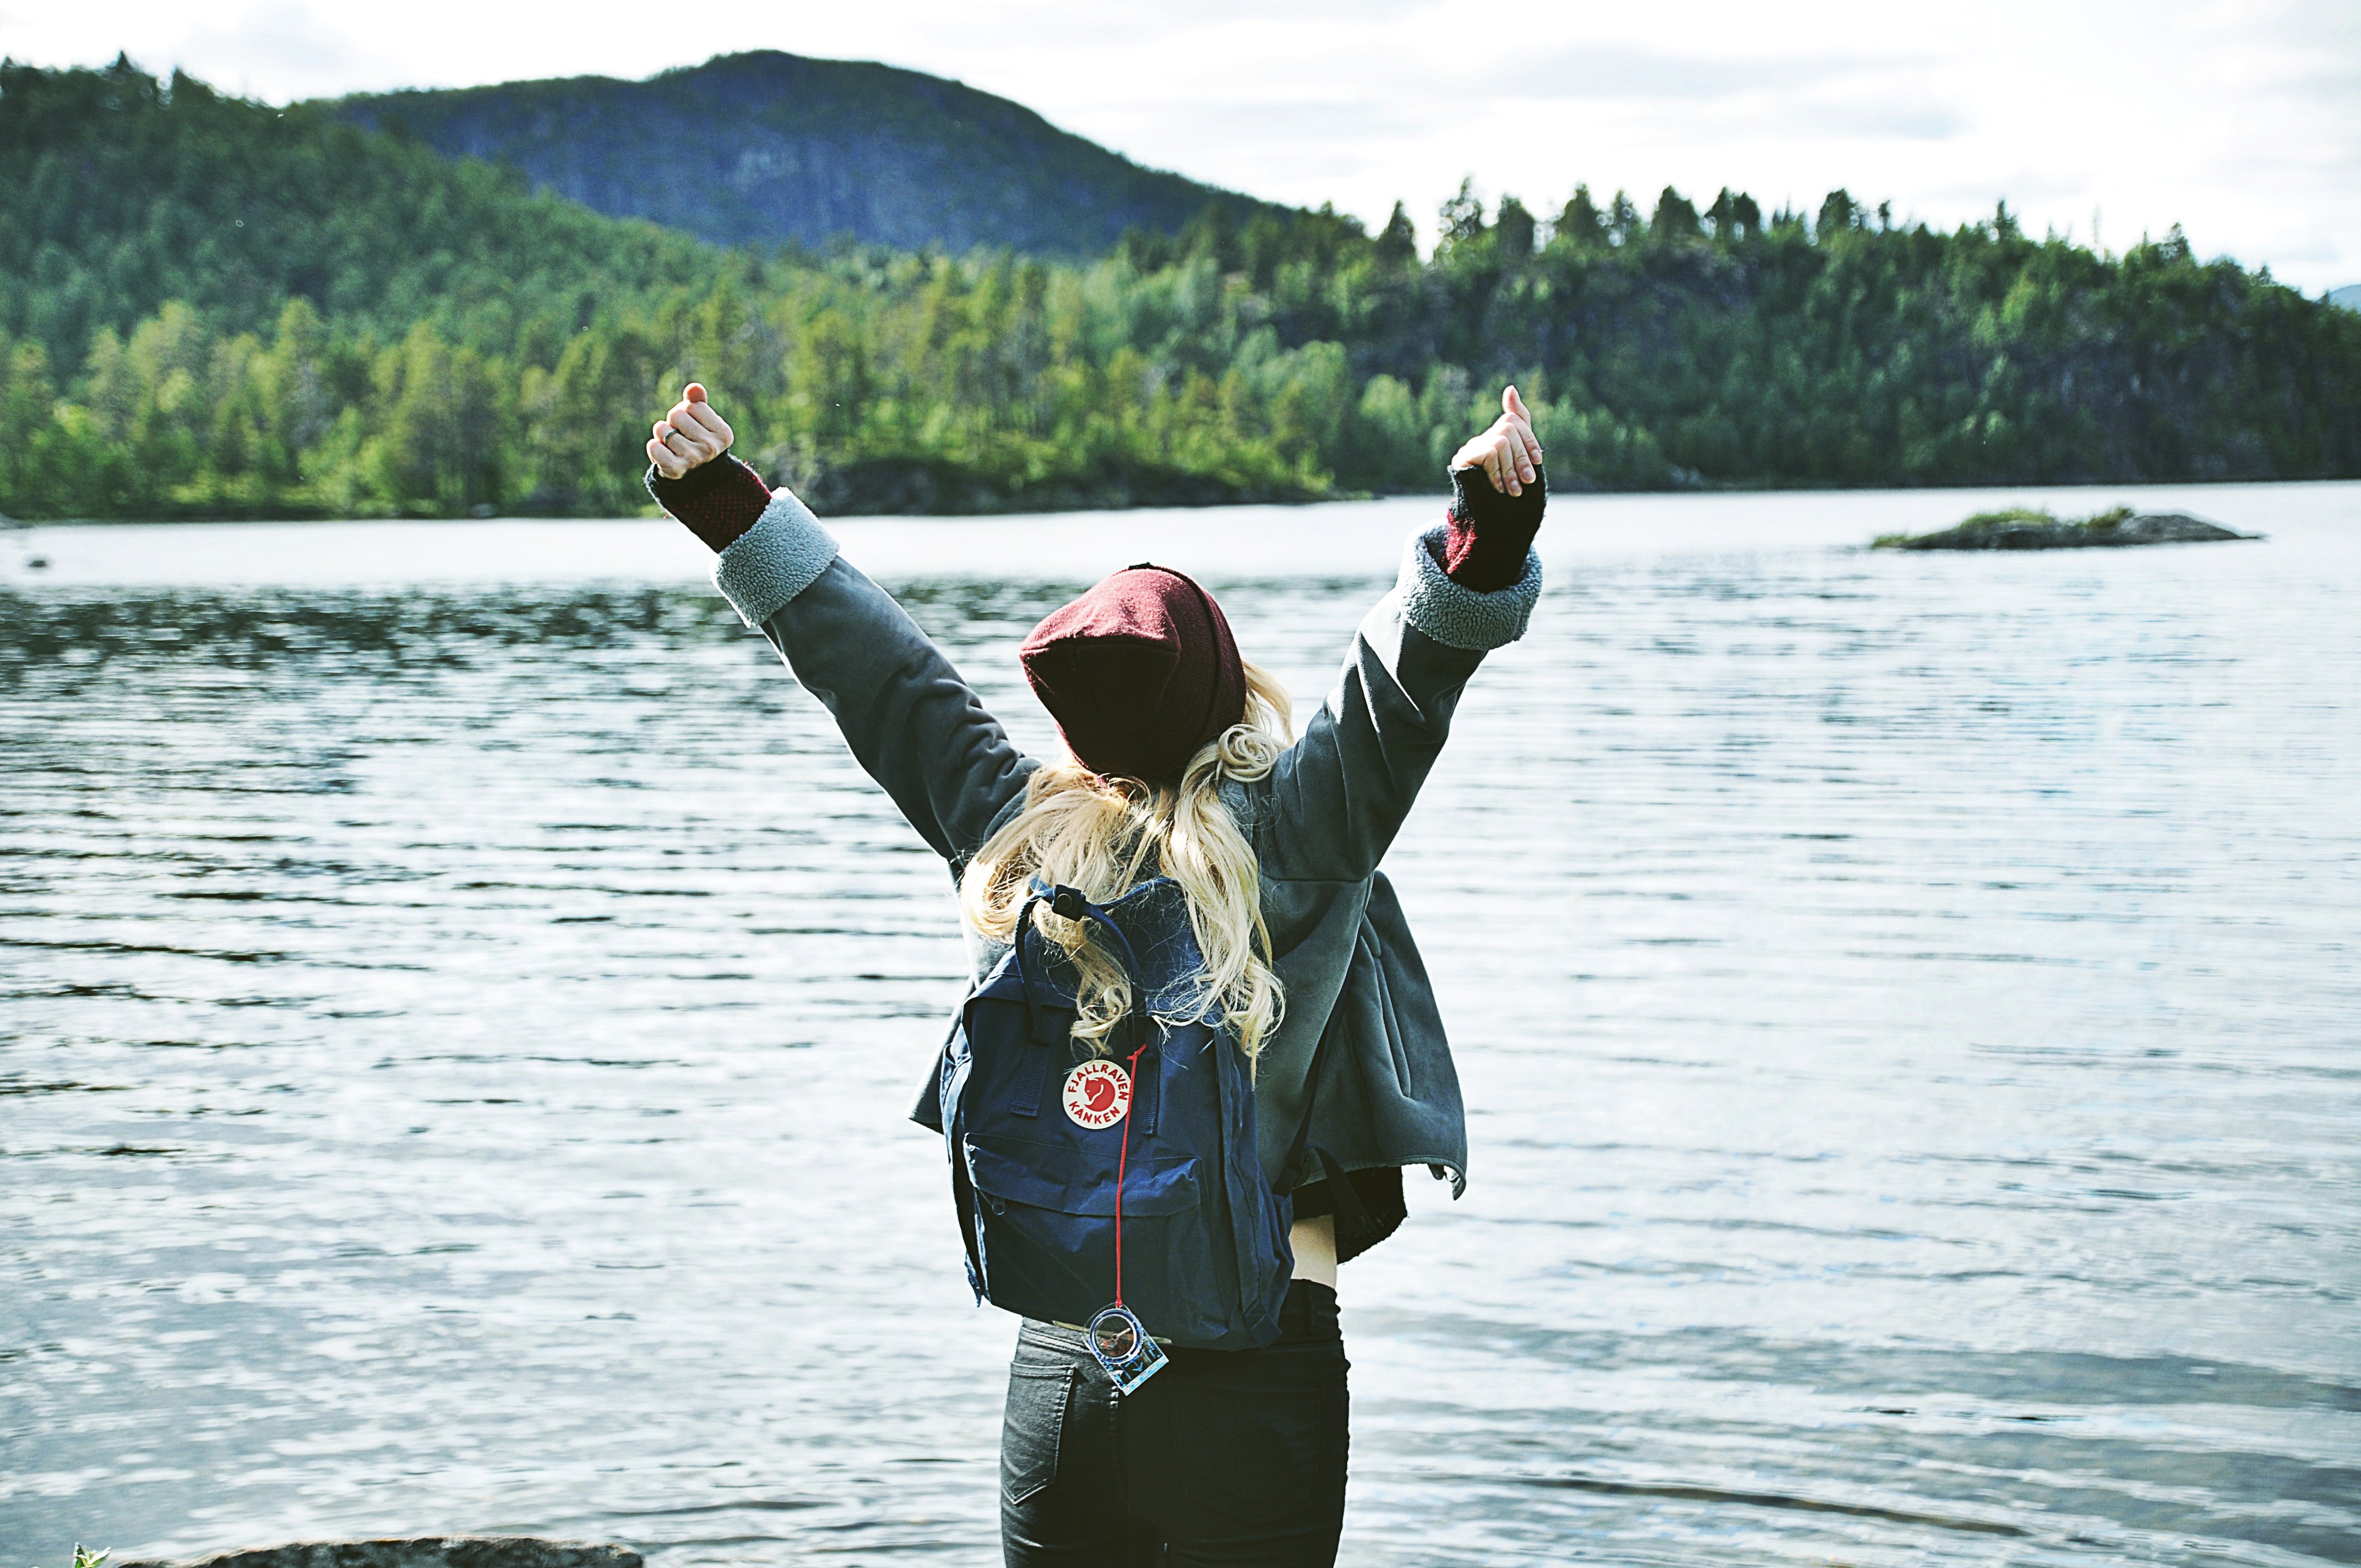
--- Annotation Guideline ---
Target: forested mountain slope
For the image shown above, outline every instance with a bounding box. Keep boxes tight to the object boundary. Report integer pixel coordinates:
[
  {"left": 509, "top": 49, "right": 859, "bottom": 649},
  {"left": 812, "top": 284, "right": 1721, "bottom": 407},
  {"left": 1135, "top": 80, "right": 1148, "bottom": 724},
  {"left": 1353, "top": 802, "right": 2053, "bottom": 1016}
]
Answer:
[
  {"left": 0, "top": 56, "right": 731, "bottom": 382},
  {"left": 4, "top": 58, "right": 2358, "bottom": 520},
  {"left": 336, "top": 52, "right": 1294, "bottom": 255}
]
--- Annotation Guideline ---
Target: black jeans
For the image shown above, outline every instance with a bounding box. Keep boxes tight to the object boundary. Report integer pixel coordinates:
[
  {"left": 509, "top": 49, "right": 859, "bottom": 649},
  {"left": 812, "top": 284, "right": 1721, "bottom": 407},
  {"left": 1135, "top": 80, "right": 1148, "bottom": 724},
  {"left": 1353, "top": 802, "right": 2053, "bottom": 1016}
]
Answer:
[{"left": 1000, "top": 1281, "right": 1350, "bottom": 1567}]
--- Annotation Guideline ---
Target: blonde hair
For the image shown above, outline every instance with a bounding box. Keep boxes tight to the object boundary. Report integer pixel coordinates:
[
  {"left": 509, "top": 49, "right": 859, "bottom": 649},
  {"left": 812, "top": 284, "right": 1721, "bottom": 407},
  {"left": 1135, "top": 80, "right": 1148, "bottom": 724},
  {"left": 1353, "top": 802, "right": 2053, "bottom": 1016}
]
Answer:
[{"left": 959, "top": 661, "right": 1294, "bottom": 1064}]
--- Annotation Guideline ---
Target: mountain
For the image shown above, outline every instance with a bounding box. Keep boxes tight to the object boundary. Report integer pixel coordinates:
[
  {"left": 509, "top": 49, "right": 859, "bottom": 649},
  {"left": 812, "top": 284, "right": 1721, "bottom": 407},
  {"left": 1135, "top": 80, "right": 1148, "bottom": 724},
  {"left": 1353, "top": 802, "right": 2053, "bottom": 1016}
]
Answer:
[
  {"left": 6, "top": 58, "right": 2359, "bottom": 523},
  {"left": 2332, "top": 285, "right": 2361, "bottom": 312},
  {"left": 335, "top": 51, "right": 1296, "bottom": 255}
]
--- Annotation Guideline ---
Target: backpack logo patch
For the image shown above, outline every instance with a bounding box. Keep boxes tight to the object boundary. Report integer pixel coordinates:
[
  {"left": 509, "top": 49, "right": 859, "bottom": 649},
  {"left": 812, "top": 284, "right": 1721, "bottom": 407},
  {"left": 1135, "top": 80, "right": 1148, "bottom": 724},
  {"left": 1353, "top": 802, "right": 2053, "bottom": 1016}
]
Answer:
[{"left": 1063, "top": 1060, "right": 1131, "bottom": 1130}]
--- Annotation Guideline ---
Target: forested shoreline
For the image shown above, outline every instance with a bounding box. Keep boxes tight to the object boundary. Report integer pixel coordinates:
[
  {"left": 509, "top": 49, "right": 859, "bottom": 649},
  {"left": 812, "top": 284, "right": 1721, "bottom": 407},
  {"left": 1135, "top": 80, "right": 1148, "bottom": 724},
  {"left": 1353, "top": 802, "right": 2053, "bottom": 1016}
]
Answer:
[{"left": 4, "top": 57, "right": 2358, "bottom": 521}]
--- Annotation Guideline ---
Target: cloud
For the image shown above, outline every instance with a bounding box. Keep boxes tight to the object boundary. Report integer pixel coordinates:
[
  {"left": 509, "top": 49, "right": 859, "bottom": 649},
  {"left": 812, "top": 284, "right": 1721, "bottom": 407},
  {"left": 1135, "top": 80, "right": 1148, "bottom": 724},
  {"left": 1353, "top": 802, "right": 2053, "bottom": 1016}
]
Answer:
[
  {"left": 1920, "top": 170, "right": 2093, "bottom": 210},
  {"left": 1111, "top": 95, "right": 1454, "bottom": 155},
  {"left": 165, "top": 3, "right": 389, "bottom": 99},
  {"left": 1492, "top": 42, "right": 1925, "bottom": 103},
  {"left": 1767, "top": 96, "right": 1969, "bottom": 142},
  {"left": 850, "top": 0, "right": 1434, "bottom": 54}
]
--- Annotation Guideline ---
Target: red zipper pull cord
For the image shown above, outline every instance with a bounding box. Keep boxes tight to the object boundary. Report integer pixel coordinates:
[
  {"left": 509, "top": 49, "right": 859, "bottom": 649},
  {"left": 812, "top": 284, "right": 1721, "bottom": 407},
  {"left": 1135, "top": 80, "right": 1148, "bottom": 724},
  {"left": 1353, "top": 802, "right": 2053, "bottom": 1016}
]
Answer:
[{"left": 1113, "top": 1040, "right": 1149, "bottom": 1307}]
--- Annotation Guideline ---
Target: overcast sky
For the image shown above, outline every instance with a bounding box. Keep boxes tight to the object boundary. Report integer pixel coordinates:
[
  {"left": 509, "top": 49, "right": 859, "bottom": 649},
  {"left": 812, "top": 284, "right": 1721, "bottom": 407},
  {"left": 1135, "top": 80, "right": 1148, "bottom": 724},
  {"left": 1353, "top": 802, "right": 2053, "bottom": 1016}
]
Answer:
[{"left": 7, "top": 0, "right": 2357, "bottom": 292}]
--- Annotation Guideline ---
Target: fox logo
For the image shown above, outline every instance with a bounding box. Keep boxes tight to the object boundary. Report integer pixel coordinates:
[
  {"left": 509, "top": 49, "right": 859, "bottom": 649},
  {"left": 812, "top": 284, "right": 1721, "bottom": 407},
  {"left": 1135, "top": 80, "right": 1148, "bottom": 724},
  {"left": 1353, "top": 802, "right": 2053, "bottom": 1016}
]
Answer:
[{"left": 1063, "top": 1060, "right": 1131, "bottom": 1130}]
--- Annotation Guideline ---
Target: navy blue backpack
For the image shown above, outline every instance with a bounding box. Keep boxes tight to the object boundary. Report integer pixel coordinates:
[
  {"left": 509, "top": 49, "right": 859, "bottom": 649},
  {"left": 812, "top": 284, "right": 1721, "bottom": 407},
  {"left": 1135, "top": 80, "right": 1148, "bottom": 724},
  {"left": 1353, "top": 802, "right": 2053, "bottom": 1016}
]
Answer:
[{"left": 936, "top": 876, "right": 1298, "bottom": 1367}]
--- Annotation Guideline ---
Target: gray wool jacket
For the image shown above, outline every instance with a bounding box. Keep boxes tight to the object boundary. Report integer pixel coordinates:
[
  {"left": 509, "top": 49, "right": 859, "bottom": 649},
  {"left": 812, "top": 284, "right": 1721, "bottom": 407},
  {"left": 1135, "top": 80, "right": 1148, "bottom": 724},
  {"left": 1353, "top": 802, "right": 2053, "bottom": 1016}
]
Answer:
[{"left": 704, "top": 491, "right": 1543, "bottom": 1217}]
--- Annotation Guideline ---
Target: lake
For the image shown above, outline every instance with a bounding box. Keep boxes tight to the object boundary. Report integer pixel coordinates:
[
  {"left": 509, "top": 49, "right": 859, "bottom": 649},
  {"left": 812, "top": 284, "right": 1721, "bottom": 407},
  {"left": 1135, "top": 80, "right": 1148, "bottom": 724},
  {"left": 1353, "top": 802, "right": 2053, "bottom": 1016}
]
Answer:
[{"left": 3, "top": 481, "right": 2358, "bottom": 1567}]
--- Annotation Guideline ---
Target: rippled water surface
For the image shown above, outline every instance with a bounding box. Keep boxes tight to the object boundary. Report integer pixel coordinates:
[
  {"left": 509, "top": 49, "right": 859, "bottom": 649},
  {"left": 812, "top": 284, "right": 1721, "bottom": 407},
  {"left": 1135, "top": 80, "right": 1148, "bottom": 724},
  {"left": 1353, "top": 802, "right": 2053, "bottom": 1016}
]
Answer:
[{"left": 4, "top": 484, "right": 2359, "bottom": 1566}]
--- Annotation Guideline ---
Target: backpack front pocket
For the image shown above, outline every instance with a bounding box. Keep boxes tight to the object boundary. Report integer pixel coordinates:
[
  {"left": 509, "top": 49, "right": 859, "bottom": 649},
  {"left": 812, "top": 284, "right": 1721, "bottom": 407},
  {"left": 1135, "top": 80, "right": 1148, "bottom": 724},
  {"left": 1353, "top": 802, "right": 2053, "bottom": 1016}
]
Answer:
[{"left": 964, "top": 1133, "right": 1205, "bottom": 1334}]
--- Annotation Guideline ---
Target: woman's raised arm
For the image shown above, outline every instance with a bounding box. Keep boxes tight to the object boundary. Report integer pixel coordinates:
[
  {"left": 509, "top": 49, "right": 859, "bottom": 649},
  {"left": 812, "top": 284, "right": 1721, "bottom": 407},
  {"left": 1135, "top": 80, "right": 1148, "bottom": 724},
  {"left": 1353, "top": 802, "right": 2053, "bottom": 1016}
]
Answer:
[
  {"left": 1254, "top": 388, "right": 1548, "bottom": 884},
  {"left": 646, "top": 385, "right": 1036, "bottom": 868}
]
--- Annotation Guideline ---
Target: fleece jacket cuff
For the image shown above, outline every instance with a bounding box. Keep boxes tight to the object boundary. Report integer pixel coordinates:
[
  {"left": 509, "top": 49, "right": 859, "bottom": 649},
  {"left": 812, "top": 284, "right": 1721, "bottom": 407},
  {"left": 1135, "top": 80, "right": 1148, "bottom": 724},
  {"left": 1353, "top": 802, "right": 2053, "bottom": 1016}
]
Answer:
[
  {"left": 712, "top": 488, "right": 840, "bottom": 628},
  {"left": 1397, "top": 521, "right": 1543, "bottom": 651}
]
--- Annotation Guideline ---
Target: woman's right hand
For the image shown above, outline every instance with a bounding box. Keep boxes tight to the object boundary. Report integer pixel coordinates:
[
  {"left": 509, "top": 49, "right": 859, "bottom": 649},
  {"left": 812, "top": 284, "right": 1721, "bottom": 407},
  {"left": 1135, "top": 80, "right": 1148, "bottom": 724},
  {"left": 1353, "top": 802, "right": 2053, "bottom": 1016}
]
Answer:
[
  {"left": 1449, "top": 385, "right": 1543, "bottom": 498},
  {"left": 648, "top": 383, "right": 734, "bottom": 480}
]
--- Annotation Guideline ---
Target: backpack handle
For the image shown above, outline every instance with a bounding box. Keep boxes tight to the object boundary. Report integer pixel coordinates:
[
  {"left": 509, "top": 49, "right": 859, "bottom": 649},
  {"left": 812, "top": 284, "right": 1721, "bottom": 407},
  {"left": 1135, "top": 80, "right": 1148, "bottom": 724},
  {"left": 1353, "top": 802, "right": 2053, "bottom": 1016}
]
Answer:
[
  {"left": 1009, "top": 889, "right": 1062, "bottom": 1046},
  {"left": 1016, "top": 878, "right": 1150, "bottom": 1052}
]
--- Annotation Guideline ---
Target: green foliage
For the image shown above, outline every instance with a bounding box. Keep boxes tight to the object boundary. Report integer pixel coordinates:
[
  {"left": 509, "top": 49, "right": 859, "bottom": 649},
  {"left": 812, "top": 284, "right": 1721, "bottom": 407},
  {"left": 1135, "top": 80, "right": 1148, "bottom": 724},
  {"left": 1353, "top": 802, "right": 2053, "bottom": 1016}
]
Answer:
[
  {"left": 0, "top": 56, "right": 725, "bottom": 389},
  {"left": 30, "top": 1547, "right": 108, "bottom": 1568},
  {"left": 3, "top": 57, "right": 2359, "bottom": 520},
  {"left": 1951, "top": 505, "right": 2061, "bottom": 534},
  {"left": 1952, "top": 504, "right": 2135, "bottom": 530}
]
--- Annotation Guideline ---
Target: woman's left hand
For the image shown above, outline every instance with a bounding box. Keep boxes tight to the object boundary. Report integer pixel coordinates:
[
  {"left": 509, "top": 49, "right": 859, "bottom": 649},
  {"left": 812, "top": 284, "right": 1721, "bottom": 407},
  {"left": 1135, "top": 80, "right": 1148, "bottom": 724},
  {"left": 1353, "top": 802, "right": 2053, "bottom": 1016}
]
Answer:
[
  {"left": 647, "top": 383, "right": 733, "bottom": 480},
  {"left": 1449, "top": 385, "right": 1543, "bottom": 497}
]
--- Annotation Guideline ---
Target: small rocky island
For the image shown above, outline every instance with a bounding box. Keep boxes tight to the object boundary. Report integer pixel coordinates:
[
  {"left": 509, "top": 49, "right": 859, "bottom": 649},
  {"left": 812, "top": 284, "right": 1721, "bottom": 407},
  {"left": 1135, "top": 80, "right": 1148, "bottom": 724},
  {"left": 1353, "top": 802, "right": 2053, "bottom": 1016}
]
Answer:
[{"left": 1875, "top": 505, "right": 2257, "bottom": 551}]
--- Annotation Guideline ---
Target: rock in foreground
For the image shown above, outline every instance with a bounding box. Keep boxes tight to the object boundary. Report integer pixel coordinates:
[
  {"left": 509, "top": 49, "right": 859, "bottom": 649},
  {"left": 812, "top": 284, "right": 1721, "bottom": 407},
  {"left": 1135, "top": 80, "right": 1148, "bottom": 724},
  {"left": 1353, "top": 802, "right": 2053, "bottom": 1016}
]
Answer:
[
  {"left": 1877, "top": 507, "right": 2257, "bottom": 551},
  {"left": 119, "top": 1540, "right": 640, "bottom": 1568}
]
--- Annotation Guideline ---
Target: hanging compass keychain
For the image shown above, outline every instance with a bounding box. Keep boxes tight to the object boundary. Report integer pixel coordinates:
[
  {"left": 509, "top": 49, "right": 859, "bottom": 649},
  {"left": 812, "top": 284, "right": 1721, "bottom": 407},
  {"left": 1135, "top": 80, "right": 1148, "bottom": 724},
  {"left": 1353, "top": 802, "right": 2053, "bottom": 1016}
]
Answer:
[{"left": 1087, "top": 1302, "right": 1167, "bottom": 1395}]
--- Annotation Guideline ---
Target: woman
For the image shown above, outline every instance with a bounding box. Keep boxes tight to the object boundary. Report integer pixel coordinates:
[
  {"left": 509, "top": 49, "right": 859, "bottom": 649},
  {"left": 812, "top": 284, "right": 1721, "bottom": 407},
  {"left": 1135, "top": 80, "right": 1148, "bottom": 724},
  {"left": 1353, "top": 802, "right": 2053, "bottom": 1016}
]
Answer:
[{"left": 645, "top": 383, "right": 1546, "bottom": 1567}]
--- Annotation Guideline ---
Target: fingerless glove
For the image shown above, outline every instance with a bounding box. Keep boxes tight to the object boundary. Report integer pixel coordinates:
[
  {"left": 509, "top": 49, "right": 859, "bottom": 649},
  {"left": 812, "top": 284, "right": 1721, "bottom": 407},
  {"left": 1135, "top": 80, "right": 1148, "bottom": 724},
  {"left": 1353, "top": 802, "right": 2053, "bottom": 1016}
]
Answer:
[
  {"left": 1438, "top": 464, "right": 1547, "bottom": 592},
  {"left": 647, "top": 455, "right": 772, "bottom": 553}
]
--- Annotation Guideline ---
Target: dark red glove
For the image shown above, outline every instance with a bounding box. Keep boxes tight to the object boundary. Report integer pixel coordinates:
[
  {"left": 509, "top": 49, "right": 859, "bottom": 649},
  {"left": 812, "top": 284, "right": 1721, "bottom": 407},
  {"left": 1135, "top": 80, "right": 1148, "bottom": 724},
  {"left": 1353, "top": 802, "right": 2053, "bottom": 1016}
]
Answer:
[{"left": 647, "top": 455, "right": 771, "bottom": 553}]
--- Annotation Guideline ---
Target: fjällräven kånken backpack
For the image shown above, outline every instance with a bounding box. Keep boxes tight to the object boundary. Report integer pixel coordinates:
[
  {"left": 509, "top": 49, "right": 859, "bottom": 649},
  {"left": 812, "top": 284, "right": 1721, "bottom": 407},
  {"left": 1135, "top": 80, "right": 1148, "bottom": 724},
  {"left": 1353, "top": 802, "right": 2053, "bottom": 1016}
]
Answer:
[{"left": 935, "top": 878, "right": 1299, "bottom": 1364}]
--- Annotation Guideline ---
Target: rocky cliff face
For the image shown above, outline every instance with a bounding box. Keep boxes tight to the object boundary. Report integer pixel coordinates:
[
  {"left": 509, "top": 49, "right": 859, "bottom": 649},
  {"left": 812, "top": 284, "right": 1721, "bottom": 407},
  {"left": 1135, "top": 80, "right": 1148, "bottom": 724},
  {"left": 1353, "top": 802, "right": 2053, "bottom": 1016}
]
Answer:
[{"left": 335, "top": 52, "right": 1291, "bottom": 254}]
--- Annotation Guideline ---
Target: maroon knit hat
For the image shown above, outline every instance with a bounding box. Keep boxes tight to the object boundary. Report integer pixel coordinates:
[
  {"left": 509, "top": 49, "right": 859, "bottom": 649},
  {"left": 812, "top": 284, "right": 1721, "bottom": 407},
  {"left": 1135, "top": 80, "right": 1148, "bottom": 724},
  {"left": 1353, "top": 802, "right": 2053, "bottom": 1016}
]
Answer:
[{"left": 1020, "top": 563, "right": 1247, "bottom": 786}]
